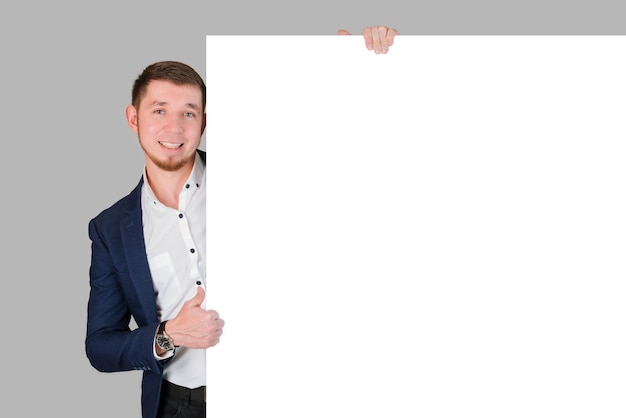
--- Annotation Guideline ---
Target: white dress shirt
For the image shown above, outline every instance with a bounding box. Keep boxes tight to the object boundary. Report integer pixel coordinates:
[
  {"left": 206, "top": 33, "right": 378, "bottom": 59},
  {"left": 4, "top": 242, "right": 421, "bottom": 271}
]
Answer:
[{"left": 142, "top": 152, "right": 206, "bottom": 389}]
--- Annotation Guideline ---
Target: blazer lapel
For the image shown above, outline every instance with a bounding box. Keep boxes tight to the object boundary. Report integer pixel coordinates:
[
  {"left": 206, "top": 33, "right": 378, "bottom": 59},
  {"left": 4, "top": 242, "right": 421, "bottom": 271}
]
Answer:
[{"left": 120, "top": 178, "right": 159, "bottom": 323}]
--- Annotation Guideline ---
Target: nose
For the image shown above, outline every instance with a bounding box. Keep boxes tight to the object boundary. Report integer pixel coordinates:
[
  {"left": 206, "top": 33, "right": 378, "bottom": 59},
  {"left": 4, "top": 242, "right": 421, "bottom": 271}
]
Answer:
[{"left": 165, "top": 114, "right": 184, "bottom": 133}]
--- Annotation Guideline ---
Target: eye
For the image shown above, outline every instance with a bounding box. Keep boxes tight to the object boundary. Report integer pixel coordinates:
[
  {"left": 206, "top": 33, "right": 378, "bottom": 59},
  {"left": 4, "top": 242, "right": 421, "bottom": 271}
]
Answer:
[
  {"left": 154, "top": 109, "right": 165, "bottom": 115},
  {"left": 184, "top": 112, "right": 195, "bottom": 118}
]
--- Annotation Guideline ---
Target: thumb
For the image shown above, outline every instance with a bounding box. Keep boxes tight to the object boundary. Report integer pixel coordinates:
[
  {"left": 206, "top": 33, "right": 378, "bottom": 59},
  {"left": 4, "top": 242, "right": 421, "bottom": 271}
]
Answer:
[
  {"left": 337, "top": 29, "right": 351, "bottom": 36},
  {"left": 187, "top": 286, "right": 205, "bottom": 306}
]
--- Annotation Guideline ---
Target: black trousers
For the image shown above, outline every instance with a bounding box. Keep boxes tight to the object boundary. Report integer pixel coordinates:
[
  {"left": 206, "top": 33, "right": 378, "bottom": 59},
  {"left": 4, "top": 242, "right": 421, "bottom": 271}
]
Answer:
[{"left": 157, "top": 380, "right": 206, "bottom": 418}]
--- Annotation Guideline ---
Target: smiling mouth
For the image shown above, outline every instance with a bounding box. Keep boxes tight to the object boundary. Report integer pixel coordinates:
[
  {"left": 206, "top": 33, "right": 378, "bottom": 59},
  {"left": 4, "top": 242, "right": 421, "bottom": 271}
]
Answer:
[{"left": 159, "top": 141, "right": 183, "bottom": 149}]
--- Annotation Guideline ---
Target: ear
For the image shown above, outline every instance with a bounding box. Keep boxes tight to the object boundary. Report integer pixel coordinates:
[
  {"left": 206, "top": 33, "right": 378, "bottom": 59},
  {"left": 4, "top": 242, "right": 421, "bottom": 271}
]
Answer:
[{"left": 125, "top": 104, "right": 139, "bottom": 133}]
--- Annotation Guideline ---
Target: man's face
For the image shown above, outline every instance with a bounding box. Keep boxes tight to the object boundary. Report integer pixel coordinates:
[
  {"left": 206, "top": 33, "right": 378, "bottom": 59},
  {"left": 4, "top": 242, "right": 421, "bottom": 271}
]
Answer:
[{"left": 126, "top": 80, "right": 205, "bottom": 172}]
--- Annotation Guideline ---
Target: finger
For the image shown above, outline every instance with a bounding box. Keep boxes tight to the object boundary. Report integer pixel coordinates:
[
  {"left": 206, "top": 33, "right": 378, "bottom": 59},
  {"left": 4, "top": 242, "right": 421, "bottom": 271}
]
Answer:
[
  {"left": 377, "top": 26, "right": 390, "bottom": 54},
  {"left": 361, "top": 26, "right": 374, "bottom": 50},
  {"left": 386, "top": 28, "right": 399, "bottom": 46},
  {"left": 371, "top": 26, "right": 383, "bottom": 54},
  {"left": 337, "top": 29, "right": 351, "bottom": 36},
  {"left": 206, "top": 309, "right": 221, "bottom": 321}
]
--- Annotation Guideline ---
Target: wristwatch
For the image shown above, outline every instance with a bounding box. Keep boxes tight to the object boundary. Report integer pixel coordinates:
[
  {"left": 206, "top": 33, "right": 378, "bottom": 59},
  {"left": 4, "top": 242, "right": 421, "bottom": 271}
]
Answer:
[{"left": 156, "top": 321, "right": 175, "bottom": 351}]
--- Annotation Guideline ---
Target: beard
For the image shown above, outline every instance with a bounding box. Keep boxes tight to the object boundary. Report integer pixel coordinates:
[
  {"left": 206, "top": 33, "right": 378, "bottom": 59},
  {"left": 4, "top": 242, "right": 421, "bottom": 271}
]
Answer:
[{"left": 139, "top": 140, "right": 195, "bottom": 172}]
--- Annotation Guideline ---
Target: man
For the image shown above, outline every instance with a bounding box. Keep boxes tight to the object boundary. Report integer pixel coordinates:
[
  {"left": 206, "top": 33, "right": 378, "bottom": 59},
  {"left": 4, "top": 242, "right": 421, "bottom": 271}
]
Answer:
[{"left": 86, "top": 26, "right": 398, "bottom": 418}]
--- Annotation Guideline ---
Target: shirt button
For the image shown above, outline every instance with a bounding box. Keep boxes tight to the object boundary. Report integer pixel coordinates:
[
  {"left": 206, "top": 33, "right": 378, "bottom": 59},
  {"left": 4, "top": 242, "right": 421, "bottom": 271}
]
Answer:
[
  {"left": 190, "top": 248, "right": 195, "bottom": 254},
  {"left": 178, "top": 213, "right": 183, "bottom": 219},
  {"left": 196, "top": 281, "right": 202, "bottom": 285},
  {"left": 185, "top": 184, "right": 190, "bottom": 189}
]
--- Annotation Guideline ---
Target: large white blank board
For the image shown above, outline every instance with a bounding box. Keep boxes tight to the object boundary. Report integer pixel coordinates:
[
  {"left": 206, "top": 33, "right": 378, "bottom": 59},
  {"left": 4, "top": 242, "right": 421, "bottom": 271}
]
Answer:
[{"left": 205, "top": 36, "right": 626, "bottom": 417}]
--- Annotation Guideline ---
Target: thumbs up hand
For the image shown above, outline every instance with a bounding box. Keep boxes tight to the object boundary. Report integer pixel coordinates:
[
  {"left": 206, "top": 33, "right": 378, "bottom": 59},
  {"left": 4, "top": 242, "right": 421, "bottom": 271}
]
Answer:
[{"left": 165, "top": 286, "right": 225, "bottom": 349}]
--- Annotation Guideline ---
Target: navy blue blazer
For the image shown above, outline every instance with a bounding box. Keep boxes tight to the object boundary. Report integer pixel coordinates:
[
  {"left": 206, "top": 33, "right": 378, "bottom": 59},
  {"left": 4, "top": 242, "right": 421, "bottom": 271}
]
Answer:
[{"left": 86, "top": 150, "right": 206, "bottom": 418}]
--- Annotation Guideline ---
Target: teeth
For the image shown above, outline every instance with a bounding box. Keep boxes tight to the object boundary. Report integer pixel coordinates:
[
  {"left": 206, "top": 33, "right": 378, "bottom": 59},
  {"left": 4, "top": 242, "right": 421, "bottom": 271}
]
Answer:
[{"left": 159, "top": 141, "right": 183, "bottom": 149}]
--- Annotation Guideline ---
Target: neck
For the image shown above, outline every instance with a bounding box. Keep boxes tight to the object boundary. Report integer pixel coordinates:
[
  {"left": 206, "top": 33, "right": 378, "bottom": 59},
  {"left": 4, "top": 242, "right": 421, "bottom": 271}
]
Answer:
[{"left": 145, "top": 159, "right": 194, "bottom": 210}]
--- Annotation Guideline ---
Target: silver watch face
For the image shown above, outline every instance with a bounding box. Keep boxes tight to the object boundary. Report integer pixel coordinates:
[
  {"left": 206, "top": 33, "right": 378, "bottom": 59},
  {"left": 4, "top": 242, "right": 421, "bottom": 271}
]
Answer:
[{"left": 157, "top": 335, "right": 174, "bottom": 351}]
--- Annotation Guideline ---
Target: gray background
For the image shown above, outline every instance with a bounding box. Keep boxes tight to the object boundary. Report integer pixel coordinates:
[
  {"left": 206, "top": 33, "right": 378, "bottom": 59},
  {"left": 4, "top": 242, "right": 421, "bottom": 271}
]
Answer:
[{"left": 0, "top": 1, "right": 623, "bottom": 416}]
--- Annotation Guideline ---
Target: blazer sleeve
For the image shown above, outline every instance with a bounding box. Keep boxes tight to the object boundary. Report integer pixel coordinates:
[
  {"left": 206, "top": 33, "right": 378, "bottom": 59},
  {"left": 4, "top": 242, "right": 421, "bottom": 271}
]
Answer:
[{"left": 85, "top": 217, "right": 166, "bottom": 375}]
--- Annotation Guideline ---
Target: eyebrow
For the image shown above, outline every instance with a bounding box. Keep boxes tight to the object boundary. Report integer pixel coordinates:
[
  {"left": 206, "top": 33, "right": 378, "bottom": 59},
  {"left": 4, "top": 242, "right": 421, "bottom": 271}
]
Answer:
[{"left": 150, "top": 101, "right": 201, "bottom": 111}]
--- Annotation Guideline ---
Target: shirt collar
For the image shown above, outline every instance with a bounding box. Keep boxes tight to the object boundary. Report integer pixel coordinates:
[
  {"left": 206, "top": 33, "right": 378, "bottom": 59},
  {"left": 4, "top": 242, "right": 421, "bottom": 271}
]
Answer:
[{"left": 142, "top": 151, "right": 205, "bottom": 207}]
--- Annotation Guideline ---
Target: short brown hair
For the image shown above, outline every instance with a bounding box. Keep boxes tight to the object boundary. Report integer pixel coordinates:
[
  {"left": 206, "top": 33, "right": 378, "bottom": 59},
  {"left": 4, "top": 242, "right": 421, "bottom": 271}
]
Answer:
[{"left": 131, "top": 61, "right": 206, "bottom": 111}]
